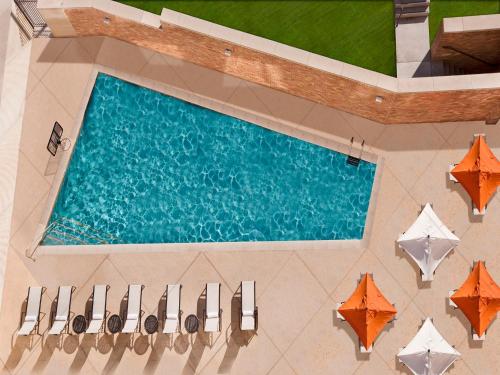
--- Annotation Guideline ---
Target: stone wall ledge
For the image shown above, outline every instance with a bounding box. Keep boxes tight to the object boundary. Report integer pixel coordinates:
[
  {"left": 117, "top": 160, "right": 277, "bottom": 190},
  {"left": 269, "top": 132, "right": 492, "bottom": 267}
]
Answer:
[{"left": 39, "top": 0, "right": 500, "bottom": 94}]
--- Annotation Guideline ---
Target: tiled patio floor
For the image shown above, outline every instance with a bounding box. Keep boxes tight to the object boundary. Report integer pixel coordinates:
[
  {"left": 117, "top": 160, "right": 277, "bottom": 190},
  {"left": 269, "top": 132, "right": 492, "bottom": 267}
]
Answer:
[{"left": 1, "top": 36, "right": 499, "bottom": 375}]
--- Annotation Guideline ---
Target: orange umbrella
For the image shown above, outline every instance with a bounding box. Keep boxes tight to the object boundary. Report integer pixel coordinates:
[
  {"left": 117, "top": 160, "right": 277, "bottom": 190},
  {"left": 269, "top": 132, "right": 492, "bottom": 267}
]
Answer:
[
  {"left": 451, "top": 261, "right": 500, "bottom": 337},
  {"left": 338, "top": 273, "right": 397, "bottom": 349},
  {"left": 451, "top": 135, "right": 500, "bottom": 212}
]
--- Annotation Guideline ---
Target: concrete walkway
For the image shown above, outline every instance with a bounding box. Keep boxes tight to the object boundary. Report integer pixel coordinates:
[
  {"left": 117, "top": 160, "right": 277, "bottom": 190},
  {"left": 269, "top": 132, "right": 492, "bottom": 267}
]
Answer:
[{"left": 395, "top": 1, "right": 431, "bottom": 77}]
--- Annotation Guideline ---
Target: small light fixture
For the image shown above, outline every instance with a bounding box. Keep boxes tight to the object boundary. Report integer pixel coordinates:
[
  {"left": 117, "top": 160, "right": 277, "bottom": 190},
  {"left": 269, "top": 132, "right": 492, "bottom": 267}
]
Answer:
[
  {"left": 224, "top": 48, "right": 232, "bottom": 57},
  {"left": 103, "top": 16, "right": 111, "bottom": 25},
  {"left": 375, "top": 95, "right": 384, "bottom": 104}
]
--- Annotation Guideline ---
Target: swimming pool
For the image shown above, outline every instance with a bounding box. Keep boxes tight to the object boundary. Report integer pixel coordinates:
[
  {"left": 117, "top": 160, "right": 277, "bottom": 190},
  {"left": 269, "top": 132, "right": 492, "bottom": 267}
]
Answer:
[{"left": 43, "top": 73, "right": 376, "bottom": 245}]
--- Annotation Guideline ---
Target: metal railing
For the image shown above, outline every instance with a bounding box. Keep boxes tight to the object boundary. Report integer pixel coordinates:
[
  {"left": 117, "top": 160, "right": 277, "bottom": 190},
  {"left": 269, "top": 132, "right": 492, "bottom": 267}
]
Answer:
[
  {"left": 13, "top": 0, "right": 50, "bottom": 38},
  {"left": 27, "top": 216, "right": 117, "bottom": 259}
]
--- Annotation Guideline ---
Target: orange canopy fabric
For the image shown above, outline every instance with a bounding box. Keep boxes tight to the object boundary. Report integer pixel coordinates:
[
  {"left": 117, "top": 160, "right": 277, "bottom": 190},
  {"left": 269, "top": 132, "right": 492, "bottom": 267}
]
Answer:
[
  {"left": 338, "top": 274, "right": 397, "bottom": 349},
  {"left": 451, "top": 261, "right": 500, "bottom": 336},
  {"left": 451, "top": 135, "right": 500, "bottom": 211}
]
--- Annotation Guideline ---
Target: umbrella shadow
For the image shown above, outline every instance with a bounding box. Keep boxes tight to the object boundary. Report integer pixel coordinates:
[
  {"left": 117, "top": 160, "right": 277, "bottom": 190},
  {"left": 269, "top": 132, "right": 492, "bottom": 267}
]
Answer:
[
  {"left": 445, "top": 172, "right": 485, "bottom": 224},
  {"left": 331, "top": 310, "right": 370, "bottom": 361}
]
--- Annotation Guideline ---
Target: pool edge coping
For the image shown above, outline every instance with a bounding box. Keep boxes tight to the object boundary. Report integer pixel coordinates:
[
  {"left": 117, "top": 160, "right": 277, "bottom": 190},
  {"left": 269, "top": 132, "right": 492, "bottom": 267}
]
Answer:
[{"left": 33, "top": 63, "right": 383, "bottom": 257}]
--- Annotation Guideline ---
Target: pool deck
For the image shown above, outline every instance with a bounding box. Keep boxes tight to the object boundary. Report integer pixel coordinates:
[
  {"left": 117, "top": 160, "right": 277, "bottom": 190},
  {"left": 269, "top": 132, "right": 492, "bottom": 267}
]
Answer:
[{"left": 1, "top": 36, "right": 499, "bottom": 374}]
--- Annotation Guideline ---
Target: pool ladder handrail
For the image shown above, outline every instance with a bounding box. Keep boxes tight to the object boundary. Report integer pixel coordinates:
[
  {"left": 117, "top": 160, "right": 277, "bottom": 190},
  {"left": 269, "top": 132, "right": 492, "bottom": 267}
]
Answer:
[{"left": 26, "top": 216, "right": 117, "bottom": 260}]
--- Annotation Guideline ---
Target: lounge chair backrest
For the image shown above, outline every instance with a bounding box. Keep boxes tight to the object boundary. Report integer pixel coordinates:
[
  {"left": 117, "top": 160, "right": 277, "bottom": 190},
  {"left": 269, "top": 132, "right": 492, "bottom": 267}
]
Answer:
[
  {"left": 166, "top": 284, "right": 180, "bottom": 319},
  {"left": 55, "top": 286, "right": 72, "bottom": 320},
  {"left": 241, "top": 281, "right": 255, "bottom": 316},
  {"left": 26, "top": 287, "right": 43, "bottom": 321},
  {"left": 206, "top": 283, "right": 220, "bottom": 318},
  {"left": 92, "top": 285, "right": 107, "bottom": 320},
  {"left": 127, "top": 285, "right": 142, "bottom": 320}
]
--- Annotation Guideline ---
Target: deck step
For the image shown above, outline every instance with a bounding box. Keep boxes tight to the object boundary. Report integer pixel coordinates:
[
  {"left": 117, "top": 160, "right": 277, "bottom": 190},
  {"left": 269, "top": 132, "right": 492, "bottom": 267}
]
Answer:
[
  {"left": 398, "top": 11, "right": 429, "bottom": 19},
  {"left": 395, "top": 1, "right": 429, "bottom": 10}
]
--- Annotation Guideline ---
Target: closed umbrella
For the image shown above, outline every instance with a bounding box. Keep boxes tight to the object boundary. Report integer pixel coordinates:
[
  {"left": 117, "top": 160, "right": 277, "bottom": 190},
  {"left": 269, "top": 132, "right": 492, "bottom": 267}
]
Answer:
[
  {"left": 451, "top": 135, "right": 500, "bottom": 212},
  {"left": 398, "top": 318, "right": 460, "bottom": 375},
  {"left": 338, "top": 273, "right": 396, "bottom": 350},
  {"left": 451, "top": 261, "right": 500, "bottom": 337},
  {"left": 397, "top": 203, "right": 459, "bottom": 281}
]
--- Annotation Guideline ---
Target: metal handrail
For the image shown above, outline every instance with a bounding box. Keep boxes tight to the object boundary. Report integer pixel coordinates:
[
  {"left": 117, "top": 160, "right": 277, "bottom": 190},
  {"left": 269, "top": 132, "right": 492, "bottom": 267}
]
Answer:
[{"left": 26, "top": 216, "right": 117, "bottom": 259}]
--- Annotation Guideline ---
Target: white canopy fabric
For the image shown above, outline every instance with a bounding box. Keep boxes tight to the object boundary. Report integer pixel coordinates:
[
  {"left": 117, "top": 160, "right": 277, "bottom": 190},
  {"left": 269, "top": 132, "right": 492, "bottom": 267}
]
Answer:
[
  {"left": 398, "top": 318, "right": 460, "bottom": 375},
  {"left": 397, "top": 203, "right": 460, "bottom": 281}
]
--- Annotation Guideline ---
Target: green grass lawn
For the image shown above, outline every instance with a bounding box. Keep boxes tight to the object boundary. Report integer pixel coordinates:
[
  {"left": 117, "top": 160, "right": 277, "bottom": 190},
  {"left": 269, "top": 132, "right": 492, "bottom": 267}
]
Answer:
[
  {"left": 118, "top": 1, "right": 397, "bottom": 76},
  {"left": 429, "top": 0, "right": 500, "bottom": 41}
]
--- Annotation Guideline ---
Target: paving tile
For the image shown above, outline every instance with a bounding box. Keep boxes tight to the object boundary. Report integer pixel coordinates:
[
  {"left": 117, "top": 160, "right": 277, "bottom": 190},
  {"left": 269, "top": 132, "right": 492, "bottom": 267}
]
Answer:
[
  {"left": 267, "top": 358, "right": 297, "bottom": 375},
  {"left": 226, "top": 81, "right": 272, "bottom": 115},
  {"left": 409, "top": 148, "right": 474, "bottom": 238},
  {"left": 411, "top": 253, "right": 471, "bottom": 345},
  {"left": 295, "top": 247, "right": 364, "bottom": 295},
  {"left": 459, "top": 209, "right": 500, "bottom": 278},
  {"left": 24, "top": 69, "right": 39, "bottom": 99},
  {"left": 198, "top": 330, "right": 281, "bottom": 375},
  {"left": 75, "top": 37, "right": 105, "bottom": 62},
  {"left": 354, "top": 351, "right": 396, "bottom": 374},
  {"left": 109, "top": 251, "right": 199, "bottom": 313},
  {"left": 41, "top": 40, "right": 94, "bottom": 118},
  {"left": 96, "top": 38, "right": 154, "bottom": 74},
  {"left": 248, "top": 82, "right": 315, "bottom": 124},
  {"left": 374, "top": 124, "right": 446, "bottom": 191},
  {"left": 17, "top": 253, "right": 106, "bottom": 301},
  {"left": 300, "top": 104, "right": 356, "bottom": 143},
  {"left": 370, "top": 196, "right": 421, "bottom": 300},
  {"left": 339, "top": 110, "right": 386, "bottom": 147},
  {"left": 178, "top": 63, "right": 242, "bottom": 103},
  {"left": 0, "top": 126, "right": 21, "bottom": 214},
  {"left": 456, "top": 319, "right": 500, "bottom": 375},
  {"left": 10, "top": 153, "right": 50, "bottom": 236},
  {"left": 19, "top": 83, "right": 74, "bottom": 180},
  {"left": 285, "top": 301, "right": 360, "bottom": 375},
  {"left": 205, "top": 250, "right": 292, "bottom": 297},
  {"left": 138, "top": 53, "right": 189, "bottom": 91},
  {"left": 10, "top": 192, "right": 48, "bottom": 256},
  {"left": 0, "top": 250, "right": 44, "bottom": 373},
  {"left": 258, "top": 254, "right": 327, "bottom": 353},
  {"left": 29, "top": 38, "right": 71, "bottom": 81}
]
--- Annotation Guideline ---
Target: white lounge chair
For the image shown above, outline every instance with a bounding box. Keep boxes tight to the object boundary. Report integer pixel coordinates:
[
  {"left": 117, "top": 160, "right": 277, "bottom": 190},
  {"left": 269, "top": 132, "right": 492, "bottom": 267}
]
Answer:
[
  {"left": 18, "top": 286, "right": 45, "bottom": 336},
  {"left": 86, "top": 285, "right": 109, "bottom": 334},
  {"left": 49, "top": 286, "right": 75, "bottom": 335},
  {"left": 163, "top": 284, "right": 182, "bottom": 334},
  {"left": 122, "top": 284, "right": 144, "bottom": 333},
  {"left": 204, "top": 283, "right": 221, "bottom": 333},
  {"left": 240, "top": 281, "right": 257, "bottom": 331}
]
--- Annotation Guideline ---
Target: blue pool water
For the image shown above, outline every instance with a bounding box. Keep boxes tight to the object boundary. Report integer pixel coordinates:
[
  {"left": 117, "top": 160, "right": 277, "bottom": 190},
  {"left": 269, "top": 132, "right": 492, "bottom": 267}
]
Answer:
[{"left": 43, "top": 73, "right": 376, "bottom": 245}]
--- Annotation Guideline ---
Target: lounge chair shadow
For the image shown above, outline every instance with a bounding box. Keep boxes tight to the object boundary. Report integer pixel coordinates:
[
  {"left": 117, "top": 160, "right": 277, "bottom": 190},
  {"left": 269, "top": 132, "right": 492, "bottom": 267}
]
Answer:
[
  {"left": 133, "top": 334, "right": 149, "bottom": 355},
  {"left": 218, "top": 293, "right": 253, "bottom": 374},
  {"left": 446, "top": 173, "right": 484, "bottom": 223},
  {"left": 182, "top": 294, "right": 208, "bottom": 374},
  {"left": 143, "top": 334, "right": 170, "bottom": 375},
  {"left": 69, "top": 334, "right": 96, "bottom": 373},
  {"left": 101, "top": 334, "right": 130, "bottom": 375},
  {"left": 31, "top": 335, "right": 59, "bottom": 373},
  {"left": 4, "top": 334, "right": 33, "bottom": 372},
  {"left": 63, "top": 335, "right": 79, "bottom": 354}
]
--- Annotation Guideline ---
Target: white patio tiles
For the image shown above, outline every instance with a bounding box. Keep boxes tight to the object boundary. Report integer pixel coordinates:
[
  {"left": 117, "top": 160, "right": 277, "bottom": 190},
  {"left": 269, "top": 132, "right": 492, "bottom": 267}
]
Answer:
[{"left": 1, "top": 35, "right": 500, "bottom": 374}]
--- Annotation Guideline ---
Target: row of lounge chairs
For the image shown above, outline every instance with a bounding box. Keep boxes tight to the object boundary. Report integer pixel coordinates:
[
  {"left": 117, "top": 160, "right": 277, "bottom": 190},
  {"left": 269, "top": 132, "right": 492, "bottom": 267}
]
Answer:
[{"left": 18, "top": 281, "right": 257, "bottom": 336}]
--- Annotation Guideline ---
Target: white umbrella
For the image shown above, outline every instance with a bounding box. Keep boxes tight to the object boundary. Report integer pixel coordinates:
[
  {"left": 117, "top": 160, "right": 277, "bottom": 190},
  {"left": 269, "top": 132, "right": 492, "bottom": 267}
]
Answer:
[
  {"left": 398, "top": 318, "right": 460, "bottom": 375},
  {"left": 397, "top": 203, "right": 459, "bottom": 281}
]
